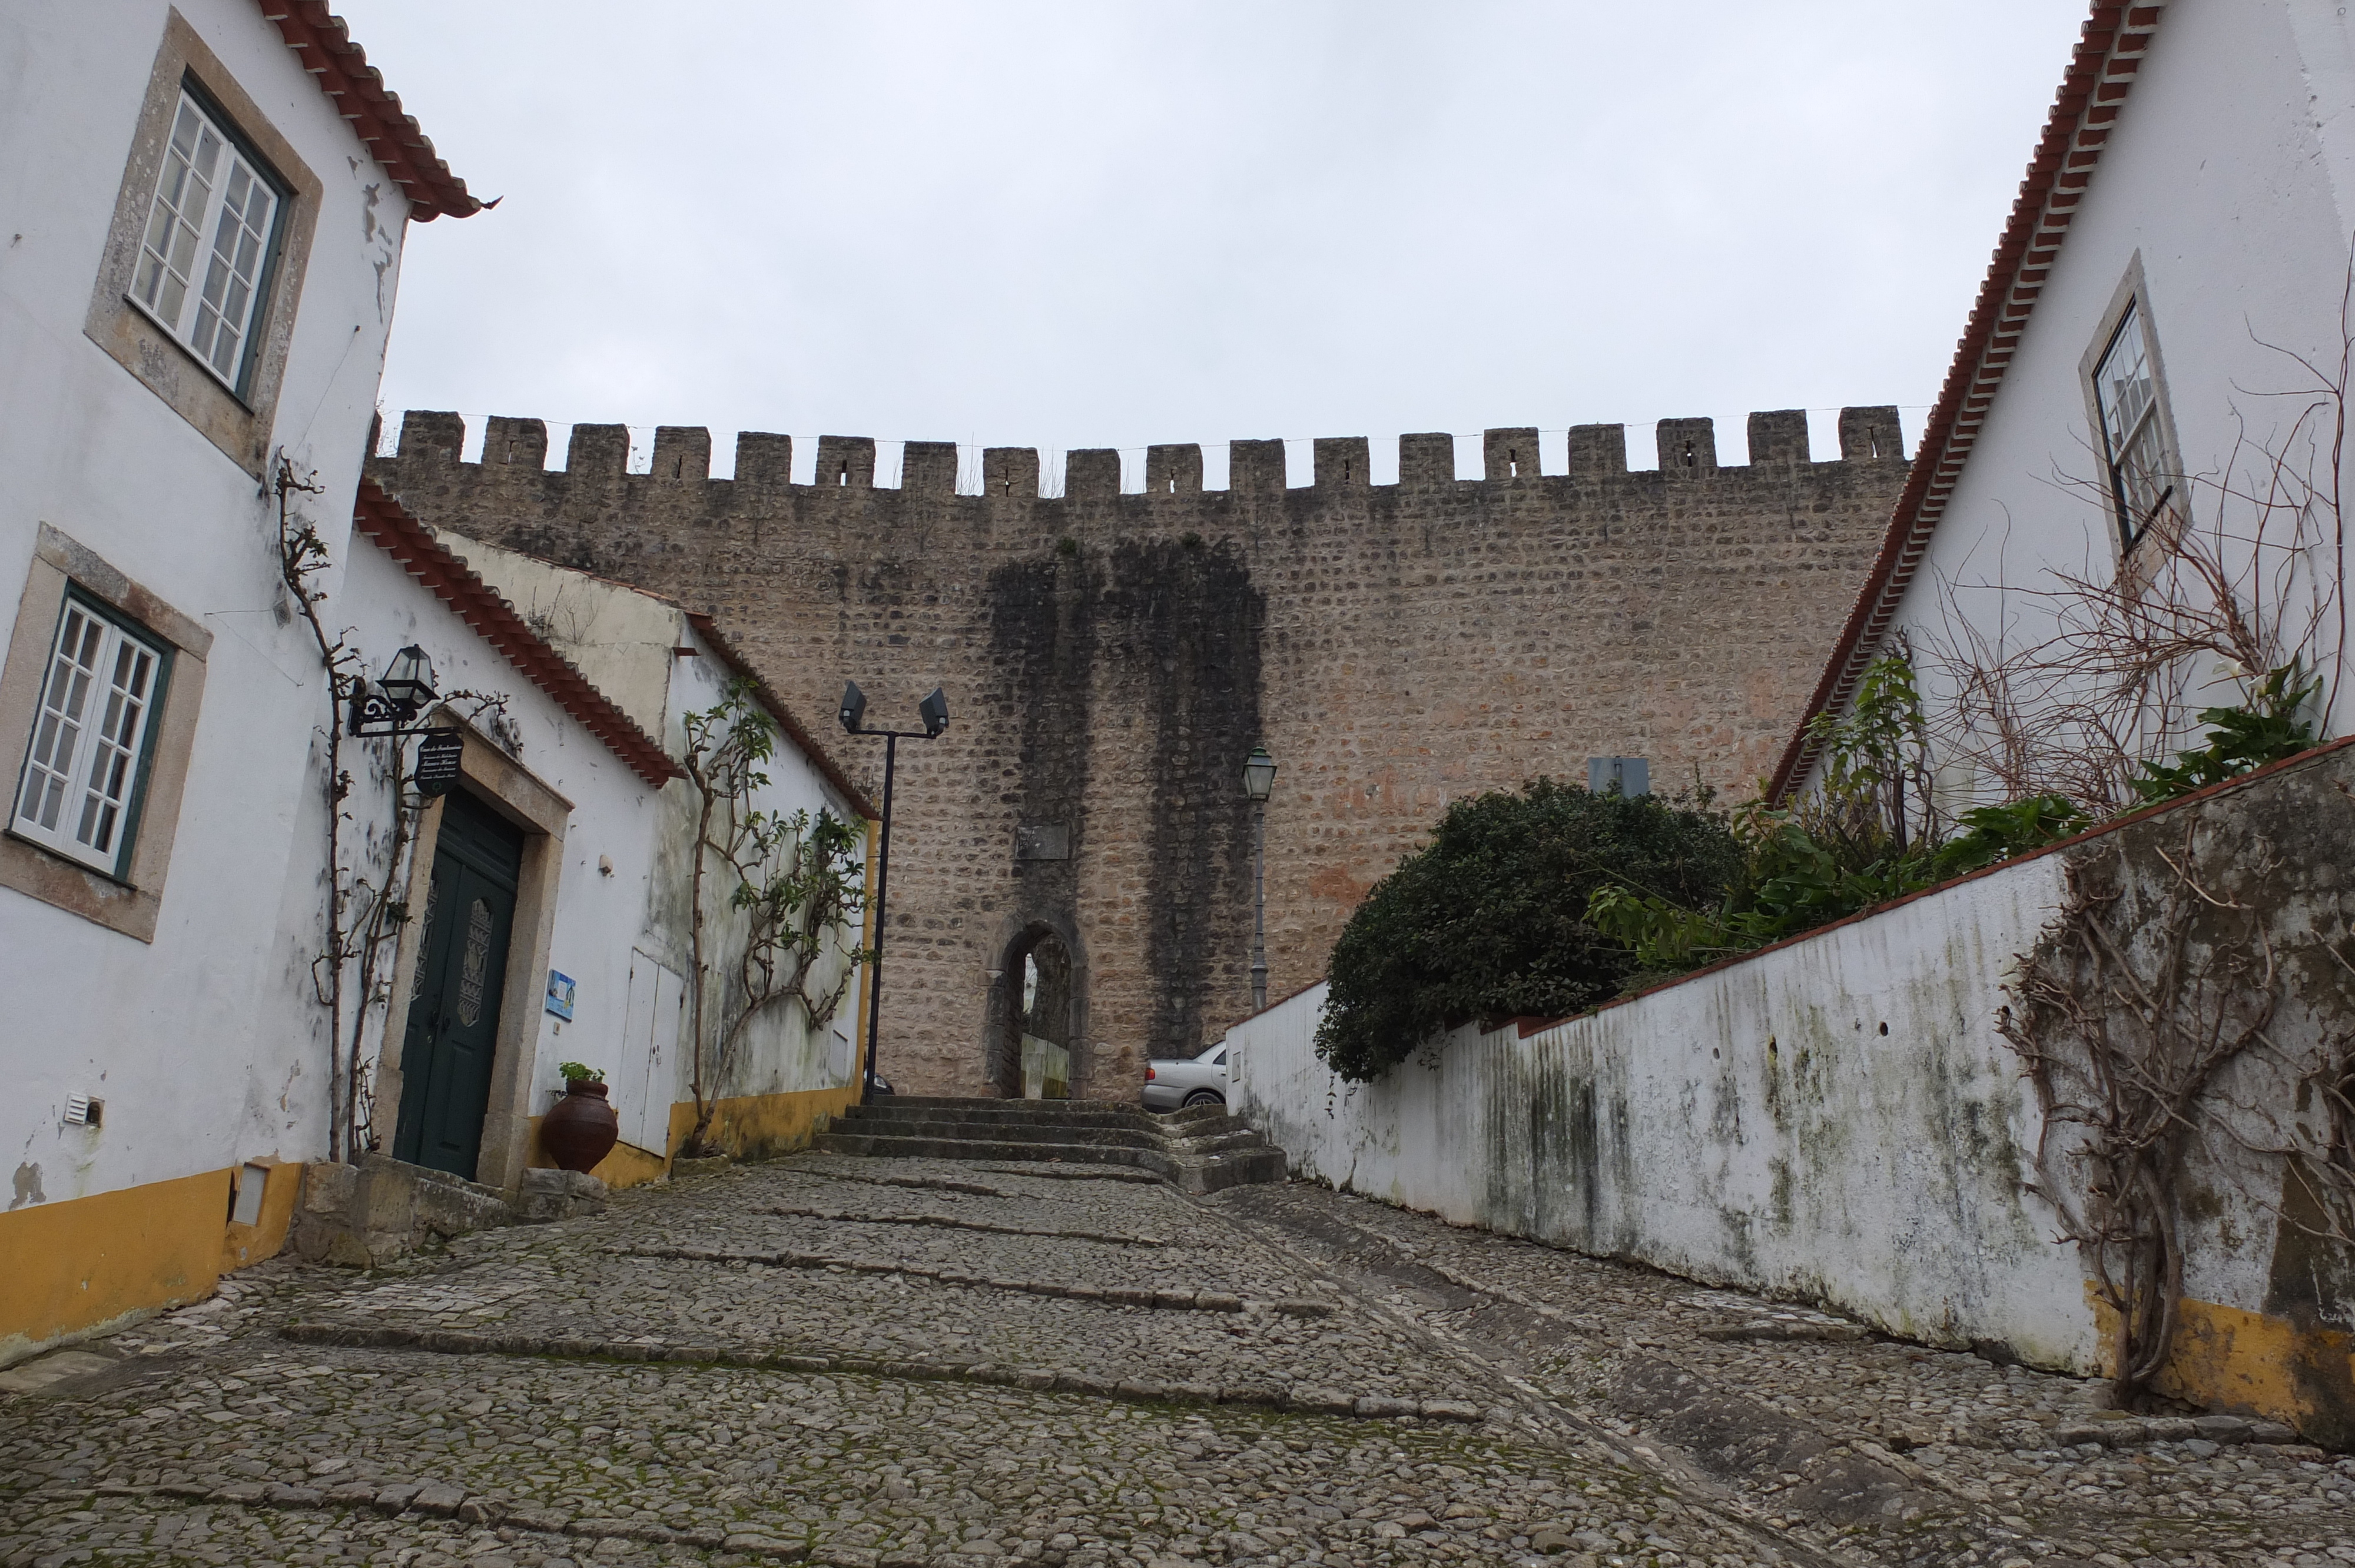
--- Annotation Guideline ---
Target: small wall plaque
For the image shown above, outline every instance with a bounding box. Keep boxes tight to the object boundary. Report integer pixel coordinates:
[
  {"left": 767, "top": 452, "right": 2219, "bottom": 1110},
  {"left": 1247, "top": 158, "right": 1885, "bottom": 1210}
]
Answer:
[
  {"left": 1587, "top": 756, "right": 1649, "bottom": 797},
  {"left": 1016, "top": 822, "right": 1070, "bottom": 861},
  {"left": 545, "top": 969, "right": 576, "bottom": 1021},
  {"left": 414, "top": 730, "right": 464, "bottom": 797}
]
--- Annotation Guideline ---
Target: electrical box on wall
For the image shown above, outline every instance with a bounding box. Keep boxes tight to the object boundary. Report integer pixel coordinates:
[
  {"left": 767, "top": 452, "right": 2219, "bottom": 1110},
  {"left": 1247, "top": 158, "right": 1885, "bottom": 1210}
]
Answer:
[{"left": 231, "top": 1161, "right": 270, "bottom": 1227}]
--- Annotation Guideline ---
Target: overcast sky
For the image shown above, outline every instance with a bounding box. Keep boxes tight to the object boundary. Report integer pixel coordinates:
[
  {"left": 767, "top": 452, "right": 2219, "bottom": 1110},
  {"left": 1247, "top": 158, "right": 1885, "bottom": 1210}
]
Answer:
[{"left": 339, "top": 1, "right": 2088, "bottom": 489}]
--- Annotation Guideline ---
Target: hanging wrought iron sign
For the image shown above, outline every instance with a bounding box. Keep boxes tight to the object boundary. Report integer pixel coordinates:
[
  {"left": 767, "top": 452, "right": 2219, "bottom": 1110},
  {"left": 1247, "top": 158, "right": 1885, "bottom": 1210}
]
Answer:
[{"left": 413, "top": 730, "right": 464, "bottom": 798}]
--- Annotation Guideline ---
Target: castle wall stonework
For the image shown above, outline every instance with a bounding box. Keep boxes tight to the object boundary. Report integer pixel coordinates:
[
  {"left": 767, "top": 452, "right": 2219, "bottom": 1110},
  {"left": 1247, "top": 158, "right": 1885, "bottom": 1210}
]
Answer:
[{"left": 367, "top": 408, "right": 1908, "bottom": 1099}]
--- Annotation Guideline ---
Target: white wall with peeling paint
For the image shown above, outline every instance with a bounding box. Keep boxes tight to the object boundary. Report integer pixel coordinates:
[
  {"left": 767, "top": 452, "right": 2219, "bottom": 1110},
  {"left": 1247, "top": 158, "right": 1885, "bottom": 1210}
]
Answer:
[{"left": 1230, "top": 853, "right": 2109, "bottom": 1373}]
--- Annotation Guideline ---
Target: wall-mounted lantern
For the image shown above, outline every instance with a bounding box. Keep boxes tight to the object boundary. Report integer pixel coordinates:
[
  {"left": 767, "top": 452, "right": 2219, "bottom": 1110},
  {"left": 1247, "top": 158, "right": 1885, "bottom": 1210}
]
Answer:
[{"left": 348, "top": 645, "right": 439, "bottom": 737}]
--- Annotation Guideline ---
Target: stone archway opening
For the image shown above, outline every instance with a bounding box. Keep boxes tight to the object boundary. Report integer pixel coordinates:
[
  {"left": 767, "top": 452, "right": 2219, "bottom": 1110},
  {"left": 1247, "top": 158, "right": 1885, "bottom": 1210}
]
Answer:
[{"left": 990, "top": 925, "right": 1074, "bottom": 1099}]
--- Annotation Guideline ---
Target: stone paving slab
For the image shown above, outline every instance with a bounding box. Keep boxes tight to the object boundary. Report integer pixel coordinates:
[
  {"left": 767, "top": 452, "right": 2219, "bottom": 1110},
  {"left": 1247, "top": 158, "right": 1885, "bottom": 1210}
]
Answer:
[
  {"left": 1, "top": 1339, "right": 1740, "bottom": 1568},
  {"left": 1212, "top": 1181, "right": 2355, "bottom": 1568},
  {"left": 8, "top": 1153, "right": 2354, "bottom": 1568}
]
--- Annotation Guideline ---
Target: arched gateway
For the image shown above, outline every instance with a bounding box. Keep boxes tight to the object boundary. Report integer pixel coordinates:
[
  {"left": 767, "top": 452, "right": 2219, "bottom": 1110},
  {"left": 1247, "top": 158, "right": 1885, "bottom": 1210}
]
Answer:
[{"left": 987, "top": 921, "right": 1083, "bottom": 1098}]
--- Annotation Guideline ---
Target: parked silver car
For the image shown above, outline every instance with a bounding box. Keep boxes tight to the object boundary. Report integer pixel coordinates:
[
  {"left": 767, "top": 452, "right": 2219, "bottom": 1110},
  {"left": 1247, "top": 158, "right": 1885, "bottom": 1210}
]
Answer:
[{"left": 1142, "top": 1040, "right": 1228, "bottom": 1111}]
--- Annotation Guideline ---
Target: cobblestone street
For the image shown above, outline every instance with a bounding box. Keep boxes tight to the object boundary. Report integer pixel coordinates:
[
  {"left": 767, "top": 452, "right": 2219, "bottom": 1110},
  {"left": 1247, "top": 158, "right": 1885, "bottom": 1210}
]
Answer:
[{"left": 5, "top": 1155, "right": 2351, "bottom": 1568}]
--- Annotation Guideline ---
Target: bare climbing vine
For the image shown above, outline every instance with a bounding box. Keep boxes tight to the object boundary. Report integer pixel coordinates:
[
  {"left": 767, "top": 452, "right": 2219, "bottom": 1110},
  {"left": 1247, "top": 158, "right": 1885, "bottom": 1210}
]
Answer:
[
  {"left": 275, "top": 457, "right": 506, "bottom": 1163},
  {"left": 1997, "top": 820, "right": 2283, "bottom": 1396},
  {"left": 1996, "top": 793, "right": 2355, "bottom": 1413},
  {"left": 1921, "top": 269, "right": 2352, "bottom": 815},
  {"left": 681, "top": 678, "right": 870, "bottom": 1157}
]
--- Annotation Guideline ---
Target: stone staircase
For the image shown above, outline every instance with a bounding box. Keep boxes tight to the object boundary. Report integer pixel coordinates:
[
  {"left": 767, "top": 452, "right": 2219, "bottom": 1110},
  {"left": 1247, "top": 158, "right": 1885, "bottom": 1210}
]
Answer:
[{"left": 812, "top": 1097, "right": 1288, "bottom": 1194}]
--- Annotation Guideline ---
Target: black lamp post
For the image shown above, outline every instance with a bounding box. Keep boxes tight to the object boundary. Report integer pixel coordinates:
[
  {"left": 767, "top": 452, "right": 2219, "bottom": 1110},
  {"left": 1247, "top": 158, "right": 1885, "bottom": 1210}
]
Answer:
[
  {"left": 347, "top": 645, "right": 438, "bottom": 736},
  {"left": 1242, "top": 744, "right": 1277, "bottom": 1011},
  {"left": 840, "top": 681, "right": 950, "bottom": 1104}
]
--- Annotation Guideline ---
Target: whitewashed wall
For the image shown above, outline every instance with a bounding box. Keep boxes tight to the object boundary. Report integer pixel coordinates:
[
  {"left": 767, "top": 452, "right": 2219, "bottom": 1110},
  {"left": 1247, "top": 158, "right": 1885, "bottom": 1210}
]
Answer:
[
  {"left": 0, "top": 1, "right": 408, "bottom": 1210},
  {"left": 1230, "top": 853, "right": 2110, "bottom": 1371},
  {"left": 436, "top": 535, "right": 870, "bottom": 1158}
]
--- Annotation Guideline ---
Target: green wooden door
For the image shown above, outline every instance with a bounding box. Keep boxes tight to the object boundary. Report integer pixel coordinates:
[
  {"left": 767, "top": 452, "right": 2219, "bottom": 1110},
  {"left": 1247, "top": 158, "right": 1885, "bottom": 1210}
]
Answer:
[{"left": 393, "top": 789, "right": 525, "bottom": 1178}]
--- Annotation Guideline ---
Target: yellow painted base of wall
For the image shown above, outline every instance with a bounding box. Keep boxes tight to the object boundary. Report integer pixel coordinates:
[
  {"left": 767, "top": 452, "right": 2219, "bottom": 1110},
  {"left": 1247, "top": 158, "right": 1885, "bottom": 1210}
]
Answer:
[
  {"left": 0, "top": 1160, "right": 301, "bottom": 1367},
  {"left": 523, "top": 1083, "right": 860, "bottom": 1191},
  {"left": 2155, "top": 1297, "right": 2355, "bottom": 1449},
  {"left": 2094, "top": 1288, "right": 2355, "bottom": 1448}
]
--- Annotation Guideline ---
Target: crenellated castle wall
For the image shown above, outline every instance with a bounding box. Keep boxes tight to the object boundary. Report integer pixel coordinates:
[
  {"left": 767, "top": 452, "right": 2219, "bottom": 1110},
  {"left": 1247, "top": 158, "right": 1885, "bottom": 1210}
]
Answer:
[{"left": 367, "top": 407, "right": 1908, "bottom": 1099}]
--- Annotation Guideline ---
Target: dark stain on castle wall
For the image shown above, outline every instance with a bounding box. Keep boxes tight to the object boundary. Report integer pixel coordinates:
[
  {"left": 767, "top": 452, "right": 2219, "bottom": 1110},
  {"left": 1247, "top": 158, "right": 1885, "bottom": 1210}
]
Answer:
[{"left": 1099, "top": 537, "right": 1263, "bottom": 1063}]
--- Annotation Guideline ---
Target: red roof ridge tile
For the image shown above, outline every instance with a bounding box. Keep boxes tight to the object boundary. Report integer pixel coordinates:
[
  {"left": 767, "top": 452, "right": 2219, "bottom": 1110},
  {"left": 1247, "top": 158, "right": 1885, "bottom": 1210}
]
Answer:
[{"left": 257, "top": 2, "right": 479, "bottom": 220}]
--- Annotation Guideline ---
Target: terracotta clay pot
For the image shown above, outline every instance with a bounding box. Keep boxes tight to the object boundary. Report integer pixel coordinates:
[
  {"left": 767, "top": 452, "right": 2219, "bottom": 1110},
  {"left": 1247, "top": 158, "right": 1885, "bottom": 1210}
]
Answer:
[{"left": 543, "top": 1079, "right": 619, "bottom": 1173}]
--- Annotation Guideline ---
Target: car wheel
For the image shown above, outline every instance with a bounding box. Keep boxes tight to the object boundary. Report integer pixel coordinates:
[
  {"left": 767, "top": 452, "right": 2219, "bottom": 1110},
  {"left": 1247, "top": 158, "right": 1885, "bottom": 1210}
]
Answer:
[{"left": 1183, "top": 1089, "right": 1225, "bottom": 1108}]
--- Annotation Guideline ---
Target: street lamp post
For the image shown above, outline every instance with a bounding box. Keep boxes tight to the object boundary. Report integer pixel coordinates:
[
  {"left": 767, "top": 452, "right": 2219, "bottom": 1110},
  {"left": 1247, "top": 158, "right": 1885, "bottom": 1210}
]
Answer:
[
  {"left": 1242, "top": 745, "right": 1277, "bottom": 1012},
  {"left": 840, "top": 682, "right": 950, "bottom": 1105}
]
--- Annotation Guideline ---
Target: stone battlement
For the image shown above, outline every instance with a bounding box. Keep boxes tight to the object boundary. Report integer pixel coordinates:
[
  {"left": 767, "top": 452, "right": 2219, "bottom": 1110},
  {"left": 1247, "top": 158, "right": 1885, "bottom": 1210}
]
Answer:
[
  {"left": 369, "top": 396, "right": 1908, "bottom": 1105},
  {"left": 390, "top": 406, "right": 1906, "bottom": 496}
]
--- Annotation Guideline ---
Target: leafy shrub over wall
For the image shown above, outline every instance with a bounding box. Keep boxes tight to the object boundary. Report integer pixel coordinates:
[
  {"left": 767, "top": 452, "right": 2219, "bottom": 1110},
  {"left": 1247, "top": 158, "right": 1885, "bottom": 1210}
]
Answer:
[
  {"left": 1314, "top": 652, "right": 2323, "bottom": 1086},
  {"left": 1313, "top": 779, "right": 1741, "bottom": 1083}
]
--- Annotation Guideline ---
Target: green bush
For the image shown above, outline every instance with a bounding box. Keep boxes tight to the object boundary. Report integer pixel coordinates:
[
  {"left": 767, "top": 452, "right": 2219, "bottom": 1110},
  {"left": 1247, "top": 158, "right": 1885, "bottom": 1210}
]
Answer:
[
  {"left": 2128, "top": 663, "right": 2318, "bottom": 804},
  {"left": 1314, "top": 779, "right": 1741, "bottom": 1082}
]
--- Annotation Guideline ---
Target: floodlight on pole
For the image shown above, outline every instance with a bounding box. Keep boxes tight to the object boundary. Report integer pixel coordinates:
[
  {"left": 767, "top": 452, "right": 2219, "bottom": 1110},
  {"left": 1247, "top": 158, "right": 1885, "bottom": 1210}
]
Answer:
[{"left": 838, "top": 683, "right": 952, "bottom": 1103}]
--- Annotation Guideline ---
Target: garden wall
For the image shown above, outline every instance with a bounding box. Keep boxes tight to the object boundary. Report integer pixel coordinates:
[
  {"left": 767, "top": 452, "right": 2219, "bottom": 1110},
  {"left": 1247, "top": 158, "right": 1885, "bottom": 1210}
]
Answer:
[{"left": 1228, "top": 741, "right": 2355, "bottom": 1444}]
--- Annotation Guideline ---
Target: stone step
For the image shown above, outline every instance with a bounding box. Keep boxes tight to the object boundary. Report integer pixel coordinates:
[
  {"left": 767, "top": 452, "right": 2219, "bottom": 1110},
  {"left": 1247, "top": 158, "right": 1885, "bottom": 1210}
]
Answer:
[
  {"left": 838, "top": 1114, "right": 1163, "bottom": 1150},
  {"left": 850, "top": 1101, "right": 1151, "bottom": 1129},
  {"left": 814, "top": 1095, "right": 1289, "bottom": 1195},
  {"left": 811, "top": 1131, "right": 1175, "bottom": 1177}
]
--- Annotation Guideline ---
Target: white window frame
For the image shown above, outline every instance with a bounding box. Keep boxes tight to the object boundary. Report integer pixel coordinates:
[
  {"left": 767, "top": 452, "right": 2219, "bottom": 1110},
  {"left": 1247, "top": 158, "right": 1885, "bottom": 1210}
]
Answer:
[
  {"left": 128, "top": 87, "right": 284, "bottom": 397},
  {"left": 12, "top": 594, "right": 172, "bottom": 879},
  {"left": 2092, "top": 297, "right": 2175, "bottom": 550}
]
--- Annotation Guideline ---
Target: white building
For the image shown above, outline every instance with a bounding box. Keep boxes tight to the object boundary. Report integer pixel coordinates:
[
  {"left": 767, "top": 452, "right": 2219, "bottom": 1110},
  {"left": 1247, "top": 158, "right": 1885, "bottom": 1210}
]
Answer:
[
  {"left": 0, "top": 2, "right": 478, "bottom": 1360},
  {"left": 308, "top": 491, "right": 877, "bottom": 1205},
  {"left": 1776, "top": 0, "right": 2355, "bottom": 810}
]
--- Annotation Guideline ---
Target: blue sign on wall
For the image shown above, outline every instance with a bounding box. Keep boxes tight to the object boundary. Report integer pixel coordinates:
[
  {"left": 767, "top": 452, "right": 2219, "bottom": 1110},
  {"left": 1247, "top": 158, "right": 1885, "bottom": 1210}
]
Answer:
[{"left": 545, "top": 969, "right": 576, "bottom": 1021}]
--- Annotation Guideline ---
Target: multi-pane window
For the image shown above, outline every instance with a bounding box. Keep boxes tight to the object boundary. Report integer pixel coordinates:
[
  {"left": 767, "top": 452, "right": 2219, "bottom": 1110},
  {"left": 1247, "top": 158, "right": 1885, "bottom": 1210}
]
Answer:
[
  {"left": 131, "top": 91, "right": 281, "bottom": 392},
  {"left": 2094, "top": 300, "right": 2174, "bottom": 548},
  {"left": 13, "top": 599, "right": 170, "bottom": 877}
]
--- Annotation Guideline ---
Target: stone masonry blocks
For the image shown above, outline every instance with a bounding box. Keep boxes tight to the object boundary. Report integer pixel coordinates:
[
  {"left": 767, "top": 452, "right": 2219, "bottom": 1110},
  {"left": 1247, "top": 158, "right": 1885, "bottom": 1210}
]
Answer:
[
  {"left": 1567, "top": 424, "right": 1627, "bottom": 479},
  {"left": 1313, "top": 437, "right": 1369, "bottom": 490},
  {"left": 483, "top": 416, "right": 547, "bottom": 469},
  {"left": 1065, "top": 449, "right": 1122, "bottom": 500},
  {"left": 1229, "top": 440, "right": 1286, "bottom": 493},
  {"left": 984, "top": 447, "right": 1040, "bottom": 499},
  {"left": 567, "top": 423, "right": 628, "bottom": 475},
  {"left": 398, "top": 410, "right": 464, "bottom": 463},
  {"left": 903, "top": 441, "right": 959, "bottom": 496},
  {"left": 1746, "top": 409, "right": 1810, "bottom": 466},
  {"left": 1656, "top": 417, "right": 1717, "bottom": 474},
  {"left": 735, "top": 433, "right": 792, "bottom": 489},
  {"left": 815, "top": 436, "right": 876, "bottom": 490},
  {"left": 1146, "top": 444, "right": 1203, "bottom": 496},
  {"left": 651, "top": 427, "right": 711, "bottom": 482},
  {"left": 1482, "top": 428, "right": 1541, "bottom": 482},
  {"left": 1840, "top": 405, "right": 1906, "bottom": 461},
  {"left": 1398, "top": 432, "right": 1455, "bottom": 486}
]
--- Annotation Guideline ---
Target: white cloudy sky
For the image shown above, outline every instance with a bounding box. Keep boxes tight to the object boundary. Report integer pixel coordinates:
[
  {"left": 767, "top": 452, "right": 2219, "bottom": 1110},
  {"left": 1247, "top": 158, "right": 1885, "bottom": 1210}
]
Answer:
[{"left": 339, "top": 1, "right": 2088, "bottom": 487}]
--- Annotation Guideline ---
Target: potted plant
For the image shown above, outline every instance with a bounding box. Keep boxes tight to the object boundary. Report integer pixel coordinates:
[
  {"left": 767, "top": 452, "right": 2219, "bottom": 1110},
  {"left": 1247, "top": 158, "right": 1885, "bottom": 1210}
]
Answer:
[{"left": 542, "top": 1062, "right": 618, "bottom": 1173}]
